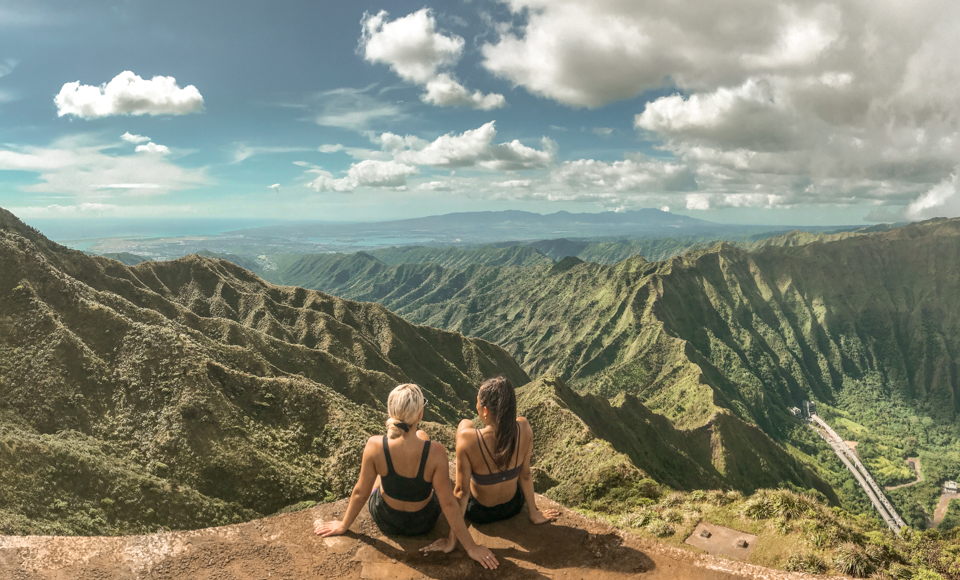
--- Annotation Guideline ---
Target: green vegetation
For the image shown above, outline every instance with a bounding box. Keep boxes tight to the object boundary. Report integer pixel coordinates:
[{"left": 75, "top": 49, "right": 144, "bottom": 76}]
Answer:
[
  {"left": 262, "top": 217, "right": 960, "bottom": 527},
  {"left": 0, "top": 208, "right": 527, "bottom": 534},
  {"left": 10, "top": 206, "right": 960, "bottom": 577},
  {"left": 939, "top": 500, "right": 960, "bottom": 531}
]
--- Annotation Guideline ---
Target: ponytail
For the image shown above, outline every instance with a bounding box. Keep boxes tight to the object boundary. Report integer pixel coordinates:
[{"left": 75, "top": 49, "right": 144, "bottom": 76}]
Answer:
[
  {"left": 386, "top": 384, "right": 424, "bottom": 439},
  {"left": 478, "top": 376, "right": 517, "bottom": 470}
]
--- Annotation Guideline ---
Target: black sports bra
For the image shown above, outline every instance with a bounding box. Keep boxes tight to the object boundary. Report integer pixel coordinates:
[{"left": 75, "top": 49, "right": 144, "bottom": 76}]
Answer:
[
  {"left": 380, "top": 435, "right": 433, "bottom": 502},
  {"left": 471, "top": 422, "right": 522, "bottom": 486}
]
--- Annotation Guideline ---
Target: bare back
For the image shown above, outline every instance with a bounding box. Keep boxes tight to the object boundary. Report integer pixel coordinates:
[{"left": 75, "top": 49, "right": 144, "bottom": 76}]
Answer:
[
  {"left": 366, "top": 432, "right": 444, "bottom": 512},
  {"left": 458, "top": 417, "right": 533, "bottom": 506}
]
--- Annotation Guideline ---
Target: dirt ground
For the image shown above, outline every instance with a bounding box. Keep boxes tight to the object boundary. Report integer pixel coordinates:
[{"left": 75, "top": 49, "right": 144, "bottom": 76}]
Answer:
[{"left": 0, "top": 495, "right": 827, "bottom": 580}]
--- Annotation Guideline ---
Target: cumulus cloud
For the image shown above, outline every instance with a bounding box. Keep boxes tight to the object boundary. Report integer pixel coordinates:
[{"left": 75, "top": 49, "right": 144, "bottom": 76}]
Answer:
[
  {"left": 135, "top": 142, "right": 170, "bottom": 155},
  {"left": 906, "top": 173, "right": 960, "bottom": 220},
  {"left": 121, "top": 132, "right": 150, "bottom": 144},
  {"left": 382, "top": 121, "right": 554, "bottom": 170},
  {"left": 55, "top": 71, "right": 204, "bottom": 118},
  {"left": 306, "top": 159, "right": 418, "bottom": 192},
  {"left": 494, "top": 179, "right": 532, "bottom": 188},
  {"left": 422, "top": 74, "right": 506, "bottom": 110},
  {"left": 551, "top": 158, "right": 697, "bottom": 193},
  {"left": 269, "top": 183, "right": 281, "bottom": 193},
  {"left": 361, "top": 9, "right": 505, "bottom": 109},
  {"left": 417, "top": 180, "right": 454, "bottom": 191},
  {"left": 0, "top": 134, "right": 209, "bottom": 196},
  {"left": 481, "top": 0, "right": 845, "bottom": 108},
  {"left": 482, "top": 0, "right": 960, "bottom": 216}
]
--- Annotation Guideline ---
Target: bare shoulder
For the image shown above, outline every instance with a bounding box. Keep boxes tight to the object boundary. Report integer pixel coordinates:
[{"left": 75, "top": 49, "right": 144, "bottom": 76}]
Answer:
[
  {"left": 517, "top": 416, "right": 533, "bottom": 435},
  {"left": 455, "top": 425, "right": 477, "bottom": 449},
  {"left": 428, "top": 440, "right": 448, "bottom": 457},
  {"left": 364, "top": 435, "right": 382, "bottom": 449}
]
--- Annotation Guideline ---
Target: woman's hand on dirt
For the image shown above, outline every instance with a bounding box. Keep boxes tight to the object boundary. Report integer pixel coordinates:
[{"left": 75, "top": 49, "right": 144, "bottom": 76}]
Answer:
[
  {"left": 314, "top": 520, "right": 348, "bottom": 537},
  {"left": 530, "top": 508, "right": 560, "bottom": 524},
  {"left": 421, "top": 536, "right": 457, "bottom": 554},
  {"left": 466, "top": 545, "right": 499, "bottom": 569}
]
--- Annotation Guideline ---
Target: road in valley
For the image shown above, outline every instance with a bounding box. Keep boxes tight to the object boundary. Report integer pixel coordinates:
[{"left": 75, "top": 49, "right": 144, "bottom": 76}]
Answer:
[{"left": 809, "top": 414, "right": 904, "bottom": 534}]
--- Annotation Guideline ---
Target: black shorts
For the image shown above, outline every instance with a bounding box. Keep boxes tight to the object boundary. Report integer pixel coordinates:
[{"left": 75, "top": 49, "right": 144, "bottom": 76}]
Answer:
[
  {"left": 465, "top": 486, "right": 524, "bottom": 525},
  {"left": 367, "top": 489, "right": 441, "bottom": 536}
]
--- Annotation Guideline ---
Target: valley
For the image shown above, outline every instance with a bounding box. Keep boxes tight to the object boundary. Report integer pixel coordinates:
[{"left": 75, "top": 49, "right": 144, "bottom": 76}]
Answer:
[{"left": 6, "top": 207, "right": 960, "bottom": 577}]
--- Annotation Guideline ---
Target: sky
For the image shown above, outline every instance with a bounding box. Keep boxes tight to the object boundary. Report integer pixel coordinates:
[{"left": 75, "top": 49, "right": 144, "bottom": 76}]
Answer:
[{"left": 2, "top": 0, "right": 960, "bottom": 226}]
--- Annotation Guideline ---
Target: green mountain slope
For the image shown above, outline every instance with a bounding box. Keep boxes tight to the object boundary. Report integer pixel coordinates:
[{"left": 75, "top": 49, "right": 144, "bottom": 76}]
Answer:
[
  {"left": 265, "top": 218, "right": 960, "bottom": 517},
  {"left": 0, "top": 208, "right": 529, "bottom": 534}
]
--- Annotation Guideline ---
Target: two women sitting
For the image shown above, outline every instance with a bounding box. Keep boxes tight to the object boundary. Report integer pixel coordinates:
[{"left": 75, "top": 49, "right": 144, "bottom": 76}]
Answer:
[{"left": 315, "top": 377, "right": 558, "bottom": 567}]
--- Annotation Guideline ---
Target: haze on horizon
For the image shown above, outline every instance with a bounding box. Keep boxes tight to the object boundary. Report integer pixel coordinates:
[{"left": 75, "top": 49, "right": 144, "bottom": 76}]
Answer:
[{"left": 2, "top": 0, "right": 960, "bottom": 227}]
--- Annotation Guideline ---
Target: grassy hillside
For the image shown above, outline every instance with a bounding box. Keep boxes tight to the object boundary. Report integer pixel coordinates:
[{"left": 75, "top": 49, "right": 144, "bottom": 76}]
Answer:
[
  {"left": 0, "top": 208, "right": 529, "bottom": 534},
  {"left": 261, "top": 218, "right": 960, "bottom": 522}
]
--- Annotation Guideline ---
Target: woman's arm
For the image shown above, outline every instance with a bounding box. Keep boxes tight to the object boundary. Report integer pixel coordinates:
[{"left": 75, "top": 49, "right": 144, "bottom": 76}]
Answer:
[
  {"left": 423, "top": 430, "right": 473, "bottom": 553},
  {"left": 315, "top": 438, "right": 379, "bottom": 536},
  {"left": 428, "top": 442, "right": 499, "bottom": 569},
  {"left": 517, "top": 419, "right": 560, "bottom": 524}
]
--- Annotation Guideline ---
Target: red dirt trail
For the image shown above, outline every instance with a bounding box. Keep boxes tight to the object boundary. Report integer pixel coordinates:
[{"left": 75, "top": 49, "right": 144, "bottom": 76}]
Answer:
[{"left": 0, "top": 495, "right": 822, "bottom": 580}]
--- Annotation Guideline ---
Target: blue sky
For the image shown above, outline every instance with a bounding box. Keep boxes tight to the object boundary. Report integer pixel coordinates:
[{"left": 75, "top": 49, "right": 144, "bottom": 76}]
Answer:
[{"left": 2, "top": 0, "right": 960, "bottom": 225}]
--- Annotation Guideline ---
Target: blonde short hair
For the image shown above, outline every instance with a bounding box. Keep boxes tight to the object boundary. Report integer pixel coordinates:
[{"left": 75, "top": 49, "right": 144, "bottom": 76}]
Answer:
[{"left": 386, "top": 383, "right": 424, "bottom": 439}]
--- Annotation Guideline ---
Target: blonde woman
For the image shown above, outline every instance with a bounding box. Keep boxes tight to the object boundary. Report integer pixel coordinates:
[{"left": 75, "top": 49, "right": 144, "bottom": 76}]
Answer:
[
  {"left": 315, "top": 384, "right": 498, "bottom": 569},
  {"left": 426, "top": 376, "right": 559, "bottom": 553}
]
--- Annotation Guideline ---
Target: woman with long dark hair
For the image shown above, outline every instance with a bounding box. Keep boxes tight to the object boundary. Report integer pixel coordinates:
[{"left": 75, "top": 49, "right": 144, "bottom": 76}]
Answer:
[
  {"left": 425, "top": 376, "right": 560, "bottom": 553},
  {"left": 315, "top": 383, "right": 499, "bottom": 569}
]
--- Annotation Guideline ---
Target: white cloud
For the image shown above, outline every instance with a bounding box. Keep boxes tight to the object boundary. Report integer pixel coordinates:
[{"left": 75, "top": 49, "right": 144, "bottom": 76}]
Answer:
[
  {"left": 311, "top": 85, "right": 407, "bottom": 129},
  {"left": 135, "top": 142, "right": 170, "bottom": 155},
  {"left": 906, "top": 173, "right": 960, "bottom": 220},
  {"left": 319, "top": 144, "right": 345, "bottom": 153},
  {"left": 306, "top": 159, "right": 418, "bottom": 192},
  {"left": 269, "top": 183, "right": 281, "bottom": 193},
  {"left": 422, "top": 74, "right": 506, "bottom": 110},
  {"left": 121, "top": 132, "right": 150, "bottom": 144},
  {"left": 480, "top": 0, "right": 960, "bottom": 214},
  {"left": 481, "top": 1, "right": 845, "bottom": 108},
  {"left": 384, "top": 121, "right": 553, "bottom": 170},
  {"left": 551, "top": 158, "right": 697, "bottom": 193},
  {"left": 55, "top": 71, "right": 204, "bottom": 119},
  {"left": 0, "top": 134, "right": 209, "bottom": 197},
  {"left": 494, "top": 179, "right": 532, "bottom": 188},
  {"left": 592, "top": 127, "right": 613, "bottom": 136},
  {"left": 417, "top": 180, "right": 454, "bottom": 191},
  {"left": 231, "top": 144, "right": 312, "bottom": 164},
  {"left": 360, "top": 9, "right": 505, "bottom": 110}
]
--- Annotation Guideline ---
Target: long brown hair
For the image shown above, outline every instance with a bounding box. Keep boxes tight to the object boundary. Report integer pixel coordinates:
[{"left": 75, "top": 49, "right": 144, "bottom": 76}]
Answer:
[{"left": 478, "top": 376, "right": 517, "bottom": 470}]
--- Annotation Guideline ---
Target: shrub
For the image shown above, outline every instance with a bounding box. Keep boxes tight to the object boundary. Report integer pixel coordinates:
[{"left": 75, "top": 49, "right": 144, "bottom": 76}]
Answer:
[
  {"left": 885, "top": 563, "right": 914, "bottom": 579},
  {"left": 705, "top": 490, "right": 730, "bottom": 506},
  {"left": 635, "top": 478, "right": 662, "bottom": 500},
  {"left": 646, "top": 519, "right": 675, "bottom": 537},
  {"left": 619, "top": 508, "right": 655, "bottom": 528},
  {"left": 662, "top": 509, "right": 683, "bottom": 523},
  {"left": 725, "top": 490, "right": 744, "bottom": 503},
  {"left": 772, "top": 517, "right": 792, "bottom": 535},
  {"left": 834, "top": 542, "right": 877, "bottom": 578},
  {"left": 660, "top": 492, "right": 685, "bottom": 508},
  {"left": 688, "top": 490, "right": 706, "bottom": 502},
  {"left": 741, "top": 495, "right": 776, "bottom": 520},
  {"left": 785, "top": 552, "right": 827, "bottom": 574}
]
